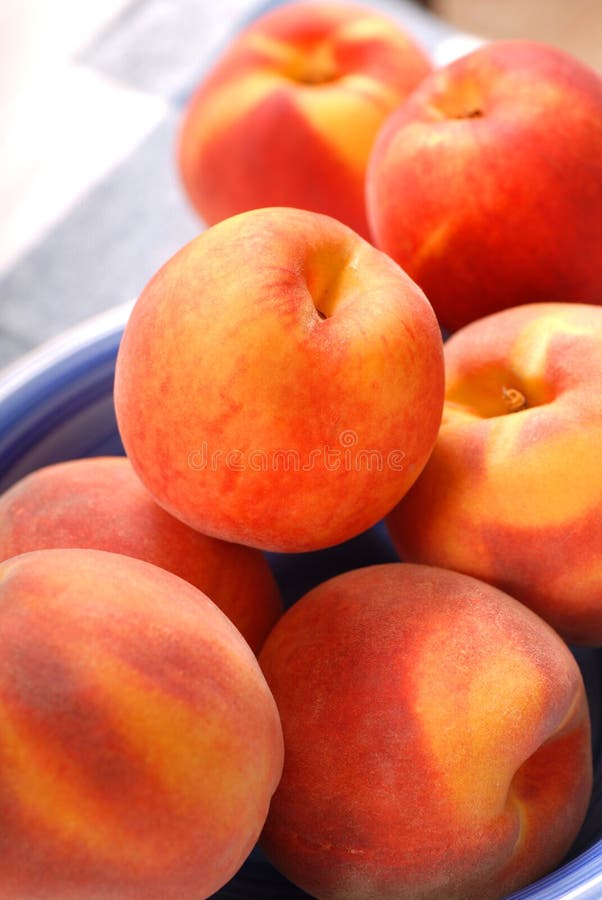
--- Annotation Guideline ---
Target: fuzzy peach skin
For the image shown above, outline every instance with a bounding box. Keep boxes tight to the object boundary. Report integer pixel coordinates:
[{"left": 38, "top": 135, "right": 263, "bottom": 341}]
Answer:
[
  {"left": 0, "top": 456, "right": 282, "bottom": 654},
  {"left": 0, "top": 548, "right": 284, "bottom": 900},
  {"left": 387, "top": 302, "right": 602, "bottom": 645},
  {"left": 259, "top": 562, "right": 592, "bottom": 900},
  {"left": 366, "top": 40, "right": 602, "bottom": 331},
  {"left": 114, "top": 206, "right": 444, "bottom": 553},
  {"left": 177, "top": 0, "right": 431, "bottom": 238}
]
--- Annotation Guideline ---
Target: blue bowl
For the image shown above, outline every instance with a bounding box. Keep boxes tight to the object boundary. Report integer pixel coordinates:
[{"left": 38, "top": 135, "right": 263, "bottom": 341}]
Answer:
[{"left": 1, "top": 308, "right": 602, "bottom": 900}]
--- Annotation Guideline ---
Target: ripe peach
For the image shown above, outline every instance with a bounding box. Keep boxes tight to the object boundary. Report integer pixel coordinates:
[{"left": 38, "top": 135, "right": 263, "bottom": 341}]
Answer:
[
  {"left": 387, "top": 302, "right": 602, "bottom": 645},
  {"left": 366, "top": 40, "right": 602, "bottom": 330},
  {"left": 114, "top": 206, "right": 444, "bottom": 552},
  {"left": 259, "top": 563, "right": 592, "bottom": 900},
  {"left": 0, "top": 456, "right": 282, "bottom": 653},
  {"left": 0, "top": 548, "right": 284, "bottom": 900},
  {"left": 178, "top": 0, "right": 431, "bottom": 238}
]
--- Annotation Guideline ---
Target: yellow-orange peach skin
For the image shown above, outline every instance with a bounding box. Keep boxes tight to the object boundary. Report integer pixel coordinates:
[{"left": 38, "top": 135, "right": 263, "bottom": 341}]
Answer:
[
  {"left": 259, "top": 563, "right": 592, "bottom": 900},
  {"left": 178, "top": 0, "right": 431, "bottom": 238},
  {"left": 387, "top": 302, "right": 602, "bottom": 645},
  {"left": 0, "top": 548, "right": 284, "bottom": 900},
  {"left": 114, "top": 207, "right": 444, "bottom": 552},
  {"left": 366, "top": 40, "right": 602, "bottom": 330},
  {"left": 0, "top": 456, "right": 282, "bottom": 654}
]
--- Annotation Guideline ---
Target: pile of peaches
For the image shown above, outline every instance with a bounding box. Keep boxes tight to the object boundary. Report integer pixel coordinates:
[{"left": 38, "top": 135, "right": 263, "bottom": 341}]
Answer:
[{"left": 1, "top": 2, "right": 601, "bottom": 899}]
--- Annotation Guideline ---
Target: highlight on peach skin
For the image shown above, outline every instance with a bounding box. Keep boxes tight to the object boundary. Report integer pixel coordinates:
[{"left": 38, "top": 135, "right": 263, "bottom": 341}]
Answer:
[
  {"left": 178, "top": 0, "right": 431, "bottom": 238},
  {"left": 387, "top": 302, "right": 602, "bottom": 646},
  {"left": 0, "top": 548, "right": 284, "bottom": 900},
  {"left": 114, "top": 206, "right": 444, "bottom": 553},
  {"left": 259, "top": 562, "right": 592, "bottom": 900},
  {"left": 0, "top": 456, "right": 282, "bottom": 654},
  {"left": 366, "top": 40, "right": 602, "bottom": 330}
]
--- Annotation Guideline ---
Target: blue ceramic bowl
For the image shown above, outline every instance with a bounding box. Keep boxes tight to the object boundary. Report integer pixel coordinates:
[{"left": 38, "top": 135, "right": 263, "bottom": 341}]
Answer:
[{"left": 1, "top": 308, "right": 601, "bottom": 900}]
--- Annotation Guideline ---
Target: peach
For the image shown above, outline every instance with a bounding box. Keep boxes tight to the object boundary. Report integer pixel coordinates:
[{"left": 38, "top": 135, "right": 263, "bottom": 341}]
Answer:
[
  {"left": 0, "top": 456, "right": 282, "bottom": 653},
  {"left": 366, "top": 40, "right": 602, "bottom": 330},
  {"left": 114, "top": 206, "right": 444, "bottom": 552},
  {"left": 259, "top": 562, "right": 592, "bottom": 900},
  {"left": 178, "top": 0, "right": 431, "bottom": 238},
  {"left": 0, "top": 548, "right": 284, "bottom": 900},
  {"left": 387, "top": 302, "right": 602, "bottom": 645}
]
